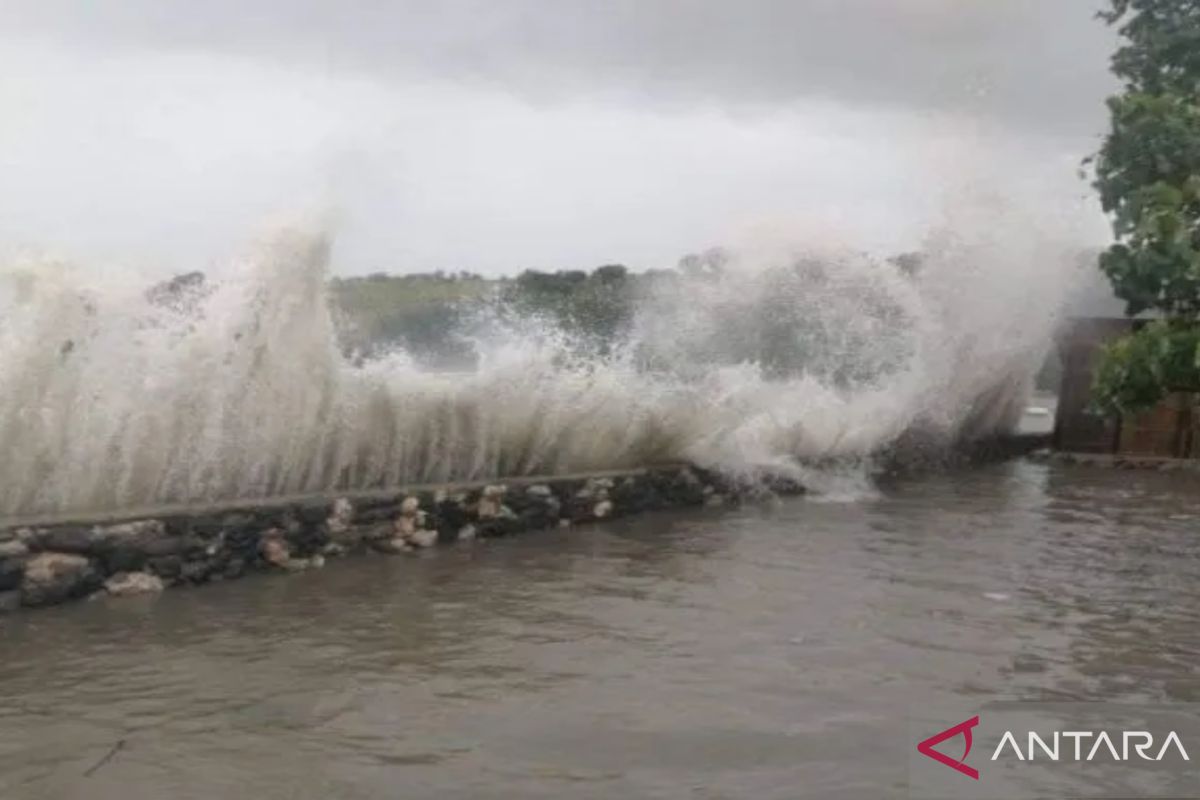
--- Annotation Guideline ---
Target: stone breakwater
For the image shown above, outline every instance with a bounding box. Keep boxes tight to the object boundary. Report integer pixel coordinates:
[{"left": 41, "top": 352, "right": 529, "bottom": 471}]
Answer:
[
  {"left": 0, "top": 466, "right": 802, "bottom": 613},
  {"left": 1027, "top": 449, "right": 1200, "bottom": 471}
]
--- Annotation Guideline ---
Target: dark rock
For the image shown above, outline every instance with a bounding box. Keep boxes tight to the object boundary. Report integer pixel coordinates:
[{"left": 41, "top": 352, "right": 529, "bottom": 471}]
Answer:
[
  {"left": 659, "top": 468, "right": 708, "bottom": 506},
  {"left": 611, "top": 476, "right": 664, "bottom": 513},
  {"left": 146, "top": 555, "right": 183, "bottom": 581},
  {"left": 218, "top": 512, "right": 260, "bottom": 536},
  {"left": 352, "top": 494, "right": 401, "bottom": 514},
  {"left": 434, "top": 499, "right": 471, "bottom": 540},
  {"left": 224, "top": 526, "right": 261, "bottom": 557},
  {"left": 476, "top": 516, "right": 523, "bottom": 539},
  {"left": 517, "top": 505, "right": 559, "bottom": 531},
  {"left": 352, "top": 505, "right": 402, "bottom": 524},
  {"left": 513, "top": 486, "right": 563, "bottom": 530},
  {"left": 101, "top": 545, "right": 146, "bottom": 574},
  {"left": 551, "top": 480, "right": 585, "bottom": 504},
  {"left": 295, "top": 503, "right": 330, "bottom": 527},
  {"left": 31, "top": 526, "right": 94, "bottom": 554},
  {"left": 179, "top": 559, "right": 216, "bottom": 585},
  {"left": 286, "top": 519, "right": 329, "bottom": 556},
  {"left": 20, "top": 553, "right": 101, "bottom": 607},
  {"left": 222, "top": 557, "right": 247, "bottom": 580},
  {"left": 0, "top": 558, "right": 24, "bottom": 592},
  {"left": 102, "top": 534, "right": 194, "bottom": 573},
  {"left": 279, "top": 510, "right": 304, "bottom": 537},
  {"left": 0, "top": 591, "right": 19, "bottom": 613},
  {"left": 163, "top": 515, "right": 198, "bottom": 538}
]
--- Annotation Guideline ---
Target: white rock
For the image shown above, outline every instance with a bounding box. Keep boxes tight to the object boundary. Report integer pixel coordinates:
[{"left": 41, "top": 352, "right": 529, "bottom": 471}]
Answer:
[
  {"left": 478, "top": 485, "right": 507, "bottom": 519},
  {"left": 104, "top": 571, "right": 165, "bottom": 597},
  {"left": 395, "top": 515, "right": 418, "bottom": 537},
  {"left": 331, "top": 497, "right": 354, "bottom": 520},
  {"left": 0, "top": 540, "right": 29, "bottom": 559},
  {"left": 327, "top": 497, "right": 355, "bottom": 535},
  {"left": 409, "top": 529, "right": 438, "bottom": 548},
  {"left": 258, "top": 533, "right": 290, "bottom": 567},
  {"left": 593, "top": 500, "right": 614, "bottom": 518}
]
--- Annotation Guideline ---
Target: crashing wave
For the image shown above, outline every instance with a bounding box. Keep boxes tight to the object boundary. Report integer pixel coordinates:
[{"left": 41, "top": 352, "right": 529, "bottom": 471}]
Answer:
[{"left": 0, "top": 218, "right": 1078, "bottom": 517}]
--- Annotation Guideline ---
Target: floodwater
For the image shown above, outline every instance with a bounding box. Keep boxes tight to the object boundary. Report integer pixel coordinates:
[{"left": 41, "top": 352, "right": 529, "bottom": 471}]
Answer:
[{"left": 3, "top": 460, "right": 1200, "bottom": 799}]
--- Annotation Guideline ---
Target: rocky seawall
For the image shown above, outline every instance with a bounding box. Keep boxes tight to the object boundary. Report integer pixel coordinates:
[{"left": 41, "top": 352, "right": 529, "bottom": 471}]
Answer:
[
  {"left": 0, "top": 466, "right": 802, "bottom": 613},
  {"left": 1027, "top": 449, "right": 1200, "bottom": 471}
]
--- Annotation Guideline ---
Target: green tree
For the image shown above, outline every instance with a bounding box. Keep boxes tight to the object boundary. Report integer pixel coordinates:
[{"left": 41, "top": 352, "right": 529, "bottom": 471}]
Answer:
[
  {"left": 1091, "top": 0, "right": 1200, "bottom": 413},
  {"left": 500, "top": 266, "right": 636, "bottom": 354}
]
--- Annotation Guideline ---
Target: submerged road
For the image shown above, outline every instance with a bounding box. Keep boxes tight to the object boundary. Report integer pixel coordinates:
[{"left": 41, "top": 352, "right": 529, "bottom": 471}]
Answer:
[{"left": 2, "top": 460, "right": 1199, "bottom": 798}]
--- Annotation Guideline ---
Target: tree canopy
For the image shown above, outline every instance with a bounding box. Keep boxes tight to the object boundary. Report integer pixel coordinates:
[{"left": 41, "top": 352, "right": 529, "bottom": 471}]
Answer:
[{"left": 1091, "top": 0, "right": 1200, "bottom": 413}]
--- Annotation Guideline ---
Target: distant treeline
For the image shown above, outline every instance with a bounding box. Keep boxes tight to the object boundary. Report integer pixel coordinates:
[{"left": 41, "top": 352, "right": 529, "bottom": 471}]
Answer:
[
  {"left": 152, "top": 248, "right": 1061, "bottom": 389},
  {"left": 330, "top": 248, "right": 734, "bottom": 367}
]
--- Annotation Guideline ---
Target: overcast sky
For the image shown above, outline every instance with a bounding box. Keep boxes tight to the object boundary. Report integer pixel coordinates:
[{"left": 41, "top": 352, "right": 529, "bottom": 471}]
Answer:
[{"left": 0, "top": 0, "right": 1119, "bottom": 276}]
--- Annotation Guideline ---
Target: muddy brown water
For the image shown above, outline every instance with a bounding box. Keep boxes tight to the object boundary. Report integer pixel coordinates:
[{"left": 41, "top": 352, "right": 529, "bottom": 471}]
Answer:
[{"left": 2, "top": 460, "right": 1200, "bottom": 799}]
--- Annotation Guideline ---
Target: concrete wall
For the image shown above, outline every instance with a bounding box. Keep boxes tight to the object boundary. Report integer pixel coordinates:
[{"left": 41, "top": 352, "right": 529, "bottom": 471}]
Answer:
[
  {"left": 1054, "top": 317, "right": 1200, "bottom": 458},
  {"left": 1053, "top": 317, "right": 1128, "bottom": 454}
]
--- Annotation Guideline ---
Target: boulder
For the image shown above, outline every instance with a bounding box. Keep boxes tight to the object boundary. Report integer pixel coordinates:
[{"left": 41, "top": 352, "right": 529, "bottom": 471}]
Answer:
[
  {"left": 20, "top": 553, "right": 101, "bottom": 607},
  {"left": 34, "top": 520, "right": 175, "bottom": 574},
  {"left": 103, "top": 531, "right": 192, "bottom": 573},
  {"left": 329, "top": 497, "right": 354, "bottom": 528},
  {"left": 0, "top": 591, "right": 19, "bottom": 613},
  {"left": 31, "top": 526, "right": 94, "bottom": 554},
  {"left": 179, "top": 559, "right": 217, "bottom": 584},
  {"left": 0, "top": 558, "right": 24, "bottom": 592},
  {"left": 611, "top": 476, "right": 664, "bottom": 512},
  {"left": 394, "top": 497, "right": 436, "bottom": 548},
  {"left": 258, "top": 533, "right": 290, "bottom": 567},
  {"left": 325, "top": 497, "right": 363, "bottom": 544},
  {"left": 104, "top": 571, "right": 165, "bottom": 597},
  {"left": 477, "top": 485, "right": 508, "bottom": 519},
  {"left": 146, "top": 555, "right": 183, "bottom": 581},
  {"left": 0, "top": 540, "right": 28, "bottom": 559}
]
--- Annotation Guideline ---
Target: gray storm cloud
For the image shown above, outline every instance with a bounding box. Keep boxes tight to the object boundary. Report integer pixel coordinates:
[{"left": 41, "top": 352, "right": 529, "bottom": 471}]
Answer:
[
  {"left": 3, "top": 0, "right": 1117, "bottom": 134},
  {"left": 0, "top": 1, "right": 1118, "bottom": 274}
]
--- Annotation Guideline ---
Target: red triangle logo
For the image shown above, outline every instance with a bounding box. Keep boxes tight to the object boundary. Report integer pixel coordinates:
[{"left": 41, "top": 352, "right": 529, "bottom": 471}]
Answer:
[{"left": 917, "top": 715, "right": 980, "bottom": 780}]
